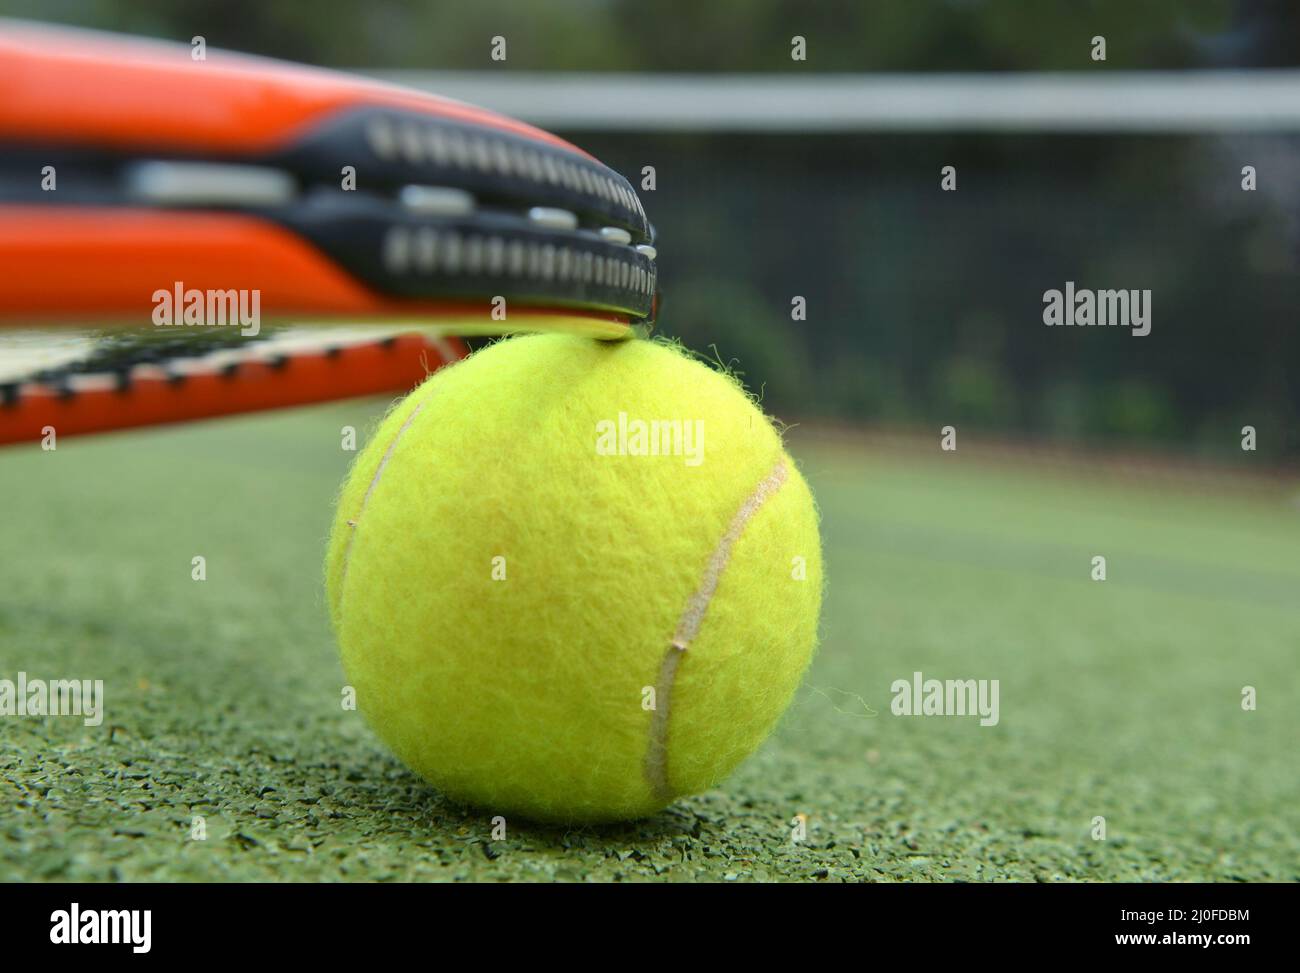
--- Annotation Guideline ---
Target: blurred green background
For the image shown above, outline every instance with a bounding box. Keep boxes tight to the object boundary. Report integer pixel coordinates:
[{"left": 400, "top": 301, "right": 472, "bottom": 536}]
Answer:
[{"left": 0, "top": 0, "right": 1275, "bottom": 71}]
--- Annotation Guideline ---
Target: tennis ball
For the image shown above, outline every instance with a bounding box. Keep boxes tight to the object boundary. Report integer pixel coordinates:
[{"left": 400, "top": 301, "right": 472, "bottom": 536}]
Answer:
[{"left": 325, "top": 333, "right": 822, "bottom": 822}]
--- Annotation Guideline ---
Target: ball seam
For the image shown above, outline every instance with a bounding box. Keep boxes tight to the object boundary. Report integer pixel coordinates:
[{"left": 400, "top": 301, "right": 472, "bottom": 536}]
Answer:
[
  {"left": 337, "top": 400, "right": 427, "bottom": 606},
  {"left": 642, "top": 456, "right": 790, "bottom": 803}
]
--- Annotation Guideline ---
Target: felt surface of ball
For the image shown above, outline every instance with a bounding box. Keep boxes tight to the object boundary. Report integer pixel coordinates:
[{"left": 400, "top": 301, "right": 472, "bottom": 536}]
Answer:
[{"left": 325, "top": 333, "right": 823, "bottom": 822}]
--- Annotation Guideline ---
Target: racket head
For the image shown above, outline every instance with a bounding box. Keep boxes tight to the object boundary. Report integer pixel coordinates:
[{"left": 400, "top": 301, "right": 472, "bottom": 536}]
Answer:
[{"left": 0, "top": 19, "right": 658, "bottom": 334}]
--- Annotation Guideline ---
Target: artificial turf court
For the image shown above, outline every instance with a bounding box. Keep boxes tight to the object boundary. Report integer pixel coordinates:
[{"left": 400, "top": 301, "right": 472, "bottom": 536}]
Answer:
[{"left": 2, "top": 400, "right": 1296, "bottom": 882}]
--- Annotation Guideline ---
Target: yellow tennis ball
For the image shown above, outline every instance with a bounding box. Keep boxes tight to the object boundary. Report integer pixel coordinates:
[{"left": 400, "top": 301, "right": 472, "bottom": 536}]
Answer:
[{"left": 325, "top": 333, "right": 822, "bottom": 822}]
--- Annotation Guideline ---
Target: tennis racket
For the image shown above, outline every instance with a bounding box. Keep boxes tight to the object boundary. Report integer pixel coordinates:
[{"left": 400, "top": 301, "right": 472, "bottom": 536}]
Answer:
[{"left": 0, "top": 20, "right": 657, "bottom": 443}]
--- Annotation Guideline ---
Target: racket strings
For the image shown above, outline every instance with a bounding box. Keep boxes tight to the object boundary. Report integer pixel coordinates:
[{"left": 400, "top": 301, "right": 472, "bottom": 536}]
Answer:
[{"left": 0, "top": 327, "right": 399, "bottom": 397}]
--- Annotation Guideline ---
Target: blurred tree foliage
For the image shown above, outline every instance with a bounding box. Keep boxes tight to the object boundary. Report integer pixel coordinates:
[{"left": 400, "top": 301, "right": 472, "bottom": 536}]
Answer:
[{"left": 8, "top": 0, "right": 1291, "bottom": 71}]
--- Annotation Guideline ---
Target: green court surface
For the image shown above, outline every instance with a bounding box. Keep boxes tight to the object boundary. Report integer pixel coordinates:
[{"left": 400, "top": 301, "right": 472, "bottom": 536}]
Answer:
[{"left": 2, "top": 401, "right": 1297, "bottom": 881}]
